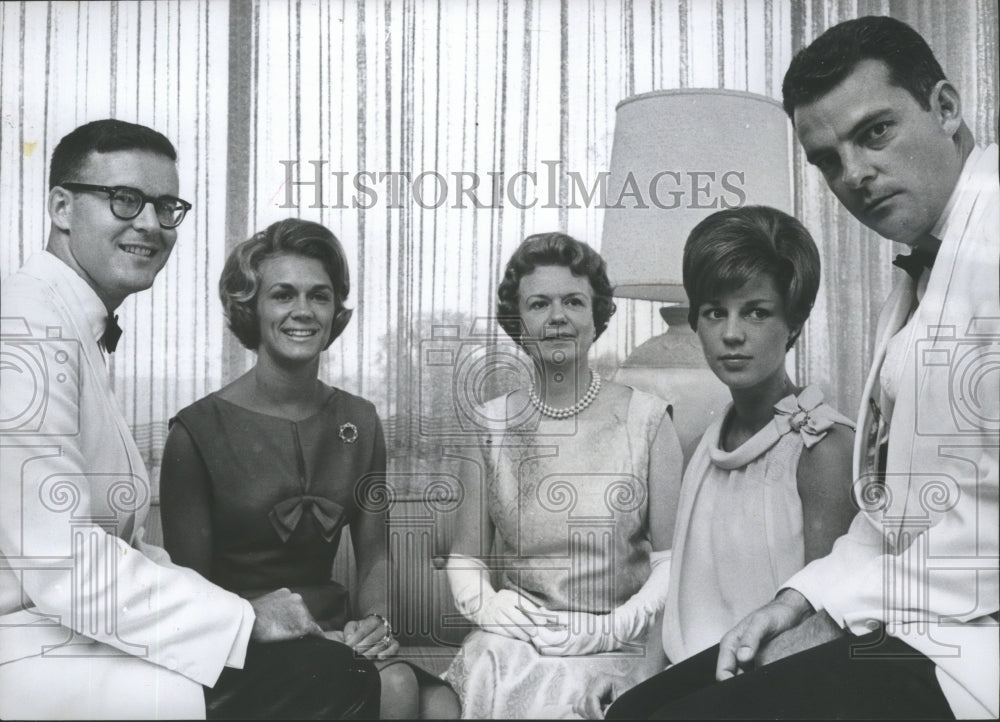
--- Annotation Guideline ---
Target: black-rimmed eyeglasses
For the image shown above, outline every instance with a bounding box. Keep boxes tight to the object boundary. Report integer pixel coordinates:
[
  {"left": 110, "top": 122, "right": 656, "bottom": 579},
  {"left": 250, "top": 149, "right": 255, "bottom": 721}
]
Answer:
[{"left": 59, "top": 182, "right": 192, "bottom": 229}]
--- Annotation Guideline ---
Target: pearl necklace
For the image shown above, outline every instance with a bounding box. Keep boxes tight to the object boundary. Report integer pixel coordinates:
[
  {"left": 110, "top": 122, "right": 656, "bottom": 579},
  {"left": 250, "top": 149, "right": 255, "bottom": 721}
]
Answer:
[{"left": 529, "top": 370, "right": 602, "bottom": 419}]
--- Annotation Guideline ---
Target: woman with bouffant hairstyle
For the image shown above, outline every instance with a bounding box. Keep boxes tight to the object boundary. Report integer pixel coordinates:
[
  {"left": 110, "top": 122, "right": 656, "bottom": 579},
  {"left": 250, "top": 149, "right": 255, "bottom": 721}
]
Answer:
[
  {"left": 681, "top": 205, "right": 821, "bottom": 350},
  {"left": 161, "top": 219, "right": 458, "bottom": 719},
  {"left": 444, "top": 232, "right": 682, "bottom": 718},
  {"left": 607, "top": 206, "right": 856, "bottom": 719},
  {"left": 219, "top": 219, "right": 353, "bottom": 350}
]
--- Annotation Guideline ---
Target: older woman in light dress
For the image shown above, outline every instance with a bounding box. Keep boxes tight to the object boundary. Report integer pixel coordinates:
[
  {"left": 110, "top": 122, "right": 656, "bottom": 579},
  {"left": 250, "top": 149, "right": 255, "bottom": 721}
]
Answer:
[{"left": 444, "top": 232, "right": 683, "bottom": 718}]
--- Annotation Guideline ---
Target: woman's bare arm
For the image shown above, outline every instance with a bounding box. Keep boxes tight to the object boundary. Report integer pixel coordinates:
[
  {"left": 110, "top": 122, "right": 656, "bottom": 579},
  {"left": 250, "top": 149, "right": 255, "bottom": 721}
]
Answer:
[
  {"left": 160, "top": 422, "right": 214, "bottom": 578},
  {"left": 795, "top": 423, "right": 857, "bottom": 563}
]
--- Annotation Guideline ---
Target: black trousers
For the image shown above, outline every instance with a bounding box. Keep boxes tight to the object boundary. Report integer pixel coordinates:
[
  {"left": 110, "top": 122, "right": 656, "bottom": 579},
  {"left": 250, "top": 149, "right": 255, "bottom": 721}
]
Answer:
[
  {"left": 607, "top": 630, "right": 955, "bottom": 720},
  {"left": 205, "top": 637, "right": 380, "bottom": 719}
]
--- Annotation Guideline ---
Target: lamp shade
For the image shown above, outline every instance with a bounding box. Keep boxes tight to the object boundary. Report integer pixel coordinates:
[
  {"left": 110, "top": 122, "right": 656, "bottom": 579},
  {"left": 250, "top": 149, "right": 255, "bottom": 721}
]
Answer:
[{"left": 601, "top": 89, "right": 793, "bottom": 302}]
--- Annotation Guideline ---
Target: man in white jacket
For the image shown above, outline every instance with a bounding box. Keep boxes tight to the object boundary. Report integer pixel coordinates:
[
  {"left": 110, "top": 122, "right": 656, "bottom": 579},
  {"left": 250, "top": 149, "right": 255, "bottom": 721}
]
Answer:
[
  {"left": 606, "top": 15, "right": 997, "bottom": 720},
  {"left": 0, "top": 119, "right": 379, "bottom": 718}
]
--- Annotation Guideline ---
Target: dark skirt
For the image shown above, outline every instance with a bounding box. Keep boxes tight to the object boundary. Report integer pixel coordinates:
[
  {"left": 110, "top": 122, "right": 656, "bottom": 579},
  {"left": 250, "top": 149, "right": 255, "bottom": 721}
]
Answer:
[{"left": 205, "top": 637, "right": 380, "bottom": 720}]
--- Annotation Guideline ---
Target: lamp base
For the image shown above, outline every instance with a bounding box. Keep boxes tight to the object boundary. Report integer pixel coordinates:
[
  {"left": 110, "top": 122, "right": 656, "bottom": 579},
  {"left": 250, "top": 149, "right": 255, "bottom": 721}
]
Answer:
[{"left": 612, "top": 308, "right": 730, "bottom": 456}]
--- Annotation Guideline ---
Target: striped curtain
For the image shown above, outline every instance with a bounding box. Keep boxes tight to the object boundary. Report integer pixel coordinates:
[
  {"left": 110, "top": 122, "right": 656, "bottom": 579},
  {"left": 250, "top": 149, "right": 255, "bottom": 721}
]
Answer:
[
  {"left": 1, "top": 1, "right": 232, "bottom": 481},
  {"left": 2, "top": 0, "right": 996, "bottom": 494}
]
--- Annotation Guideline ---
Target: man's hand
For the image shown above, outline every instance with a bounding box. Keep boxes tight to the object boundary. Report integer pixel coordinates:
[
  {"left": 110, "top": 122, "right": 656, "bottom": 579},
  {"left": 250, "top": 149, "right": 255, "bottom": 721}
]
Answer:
[
  {"left": 572, "top": 674, "right": 626, "bottom": 719},
  {"left": 756, "top": 609, "right": 844, "bottom": 667},
  {"left": 344, "top": 615, "right": 399, "bottom": 660},
  {"left": 715, "top": 588, "right": 814, "bottom": 680},
  {"left": 249, "top": 588, "right": 324, "bottom": 642}
]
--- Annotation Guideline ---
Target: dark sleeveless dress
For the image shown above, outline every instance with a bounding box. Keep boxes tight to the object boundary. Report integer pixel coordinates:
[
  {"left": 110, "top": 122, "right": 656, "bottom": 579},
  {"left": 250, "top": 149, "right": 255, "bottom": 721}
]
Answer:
[{"left": 169, "top": 386, "right": 385, "bottom": 630}]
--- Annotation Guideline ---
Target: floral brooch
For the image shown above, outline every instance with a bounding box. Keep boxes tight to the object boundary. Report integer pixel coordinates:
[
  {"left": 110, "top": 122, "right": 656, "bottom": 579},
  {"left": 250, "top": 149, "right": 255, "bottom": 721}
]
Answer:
[{"left": 339, "top": 422, "right": 359, "bottom": 444}]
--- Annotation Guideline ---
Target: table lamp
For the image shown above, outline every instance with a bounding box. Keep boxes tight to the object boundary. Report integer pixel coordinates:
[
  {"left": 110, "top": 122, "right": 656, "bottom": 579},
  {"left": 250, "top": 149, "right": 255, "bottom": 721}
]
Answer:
[{"left": 602, "top": 89, "right": 793, "bottom": 452}]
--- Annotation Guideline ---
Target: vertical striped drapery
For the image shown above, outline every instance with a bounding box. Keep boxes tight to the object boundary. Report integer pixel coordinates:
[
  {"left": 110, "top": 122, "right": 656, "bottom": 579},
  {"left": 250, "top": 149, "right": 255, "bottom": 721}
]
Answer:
[
  {"left": 2, "top": 0, "right": 996, "bottom": 494},
  {"left": 1, "top": 0, "right": 232, "bottom": 480},
  {"left": 223, "top": 0, "right": 795, "bottom": 485}
]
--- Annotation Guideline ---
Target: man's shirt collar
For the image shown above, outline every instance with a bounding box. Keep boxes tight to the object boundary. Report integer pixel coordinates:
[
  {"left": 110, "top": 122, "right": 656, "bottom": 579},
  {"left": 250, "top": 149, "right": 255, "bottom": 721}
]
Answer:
[{"left": 30, "top": 250, "right": 110, "bottom": 346}]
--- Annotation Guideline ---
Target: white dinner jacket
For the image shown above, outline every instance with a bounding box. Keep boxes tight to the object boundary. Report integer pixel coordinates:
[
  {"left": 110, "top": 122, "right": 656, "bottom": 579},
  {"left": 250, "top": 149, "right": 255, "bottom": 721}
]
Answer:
[
  {"left": 0, "top": 252, "right": 254, "bottom": 719},
  {"left": 787, "top": 145, "right": 999, "bottom": 719}
]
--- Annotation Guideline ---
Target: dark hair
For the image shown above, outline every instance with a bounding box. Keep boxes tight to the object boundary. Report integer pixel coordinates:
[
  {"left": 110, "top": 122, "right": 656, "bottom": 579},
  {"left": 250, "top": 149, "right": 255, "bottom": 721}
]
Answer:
[
  {"left": 683, "top": 206, "right": 819, "bottom": 350},
  {"left": 220, "top": 218, "right": 353, "bottom": 350},
  {"left": 49, "top": 119, "right": 178, "bottom": 189},
  {"left": 496, "top": 232, "right": 616, "bottom": 345},
  {"left": 782, "top": 16, "right": 946, "bottom": 118}
]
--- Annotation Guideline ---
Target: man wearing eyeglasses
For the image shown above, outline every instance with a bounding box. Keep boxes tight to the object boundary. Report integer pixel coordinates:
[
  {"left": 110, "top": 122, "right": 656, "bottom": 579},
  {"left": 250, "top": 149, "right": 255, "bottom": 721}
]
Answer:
[
  {"left": 0, "top": 119, "right": 378, "bottom": 718},
  {"left": 42, "top": 124, "right": 191, "bottom": 313}
]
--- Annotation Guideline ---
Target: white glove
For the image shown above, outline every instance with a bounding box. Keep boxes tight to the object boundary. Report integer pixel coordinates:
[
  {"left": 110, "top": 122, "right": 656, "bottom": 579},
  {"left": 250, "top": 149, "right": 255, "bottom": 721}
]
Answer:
[
  {"left": 612, "top": 547, "right": 672, "bottom": 642},
  {"left": 532, "top": 609, "right": 616, "bottom": 655},
  {"left": 532, "top": 548, "right": 673, "bottom": 656},
  {"left": 446, "top": 554, "right": 545, "bottom": 641}
]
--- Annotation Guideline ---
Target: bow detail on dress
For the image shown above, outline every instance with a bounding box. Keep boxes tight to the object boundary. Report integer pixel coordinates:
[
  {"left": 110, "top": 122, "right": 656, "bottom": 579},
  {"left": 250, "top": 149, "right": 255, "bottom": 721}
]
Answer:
[
  {"left": 269, "top": 495, "right": 346, "bottom": 542},
  {"left": 772, "top": 386, "right": 839, "bottom": 449}
]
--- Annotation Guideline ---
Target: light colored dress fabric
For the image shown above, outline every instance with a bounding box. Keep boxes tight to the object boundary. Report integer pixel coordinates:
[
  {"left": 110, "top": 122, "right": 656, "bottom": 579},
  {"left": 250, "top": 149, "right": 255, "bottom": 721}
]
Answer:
[
  {"left": 444, "top": 387, "right": 671, "bottom": 719},
  {"left": 662, "top": 385, "right": 854, "bottom": 664}
]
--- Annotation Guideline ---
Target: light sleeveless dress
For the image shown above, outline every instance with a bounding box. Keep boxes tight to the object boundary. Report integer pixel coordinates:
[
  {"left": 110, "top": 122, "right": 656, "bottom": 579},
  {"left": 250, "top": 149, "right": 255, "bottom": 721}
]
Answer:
[
  {"left": 662, "top": 385, "right": 854, "bottom": 663},
  {"left": 444, "top": 387, "right": 673, "bottom": 718}
]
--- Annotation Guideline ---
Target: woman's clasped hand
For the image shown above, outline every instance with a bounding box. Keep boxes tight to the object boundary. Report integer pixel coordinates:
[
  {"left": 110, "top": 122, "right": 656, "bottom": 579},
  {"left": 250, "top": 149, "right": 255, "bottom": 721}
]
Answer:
[{"left": 340, "top": 613, "right": 400, "bottom": 660}]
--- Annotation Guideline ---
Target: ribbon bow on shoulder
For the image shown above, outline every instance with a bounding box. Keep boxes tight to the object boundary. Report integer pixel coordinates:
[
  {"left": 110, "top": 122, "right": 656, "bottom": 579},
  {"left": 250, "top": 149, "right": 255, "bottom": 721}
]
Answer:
[
  {"left": 772, "top": 386, "right": 839, "bottom": 449},
  {"left": 269, "top": 495, "right": 346, "bottom": 542}
]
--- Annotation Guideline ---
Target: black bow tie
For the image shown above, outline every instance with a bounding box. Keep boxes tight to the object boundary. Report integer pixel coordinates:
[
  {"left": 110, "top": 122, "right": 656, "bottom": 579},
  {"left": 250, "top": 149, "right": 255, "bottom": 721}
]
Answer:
[
  {"left": 892, "top": 247, "right": 938, "bottom": 281},
  {"left": 101, "top": 313, "right": 122, "bottom": 353}
]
